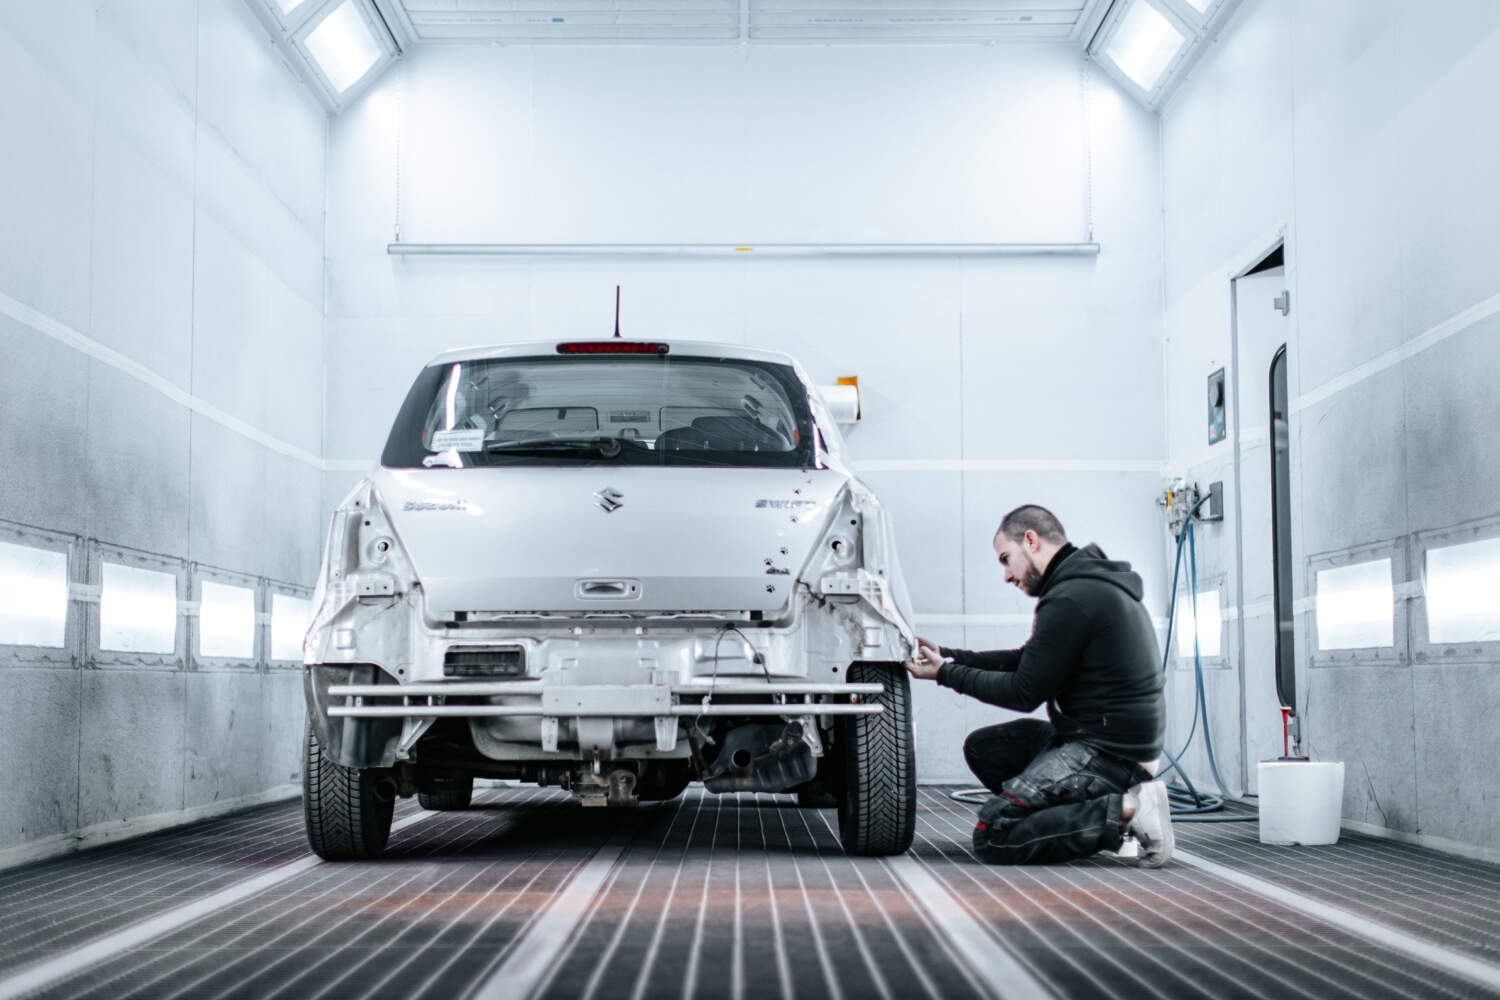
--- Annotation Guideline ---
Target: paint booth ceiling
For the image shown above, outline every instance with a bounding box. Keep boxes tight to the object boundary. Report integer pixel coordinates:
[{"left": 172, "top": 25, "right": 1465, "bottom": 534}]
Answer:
[{"left": 390, "top": 0, "right": 1103, "bottom": 43}]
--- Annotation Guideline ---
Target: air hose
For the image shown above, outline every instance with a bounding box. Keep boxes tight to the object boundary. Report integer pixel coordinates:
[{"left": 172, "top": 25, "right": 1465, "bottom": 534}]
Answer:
[
  {"left": 1155, "top": 502, "right": 1256, "bottom": 822},
  {"left": 950, "top": 495, "right": 1257, "bottom": 822}
]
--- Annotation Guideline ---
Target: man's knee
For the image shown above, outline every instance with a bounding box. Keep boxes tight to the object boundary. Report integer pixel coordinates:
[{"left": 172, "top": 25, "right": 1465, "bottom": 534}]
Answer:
[{"left": 962, "top": 728, "right": 986, "bottom": 769}]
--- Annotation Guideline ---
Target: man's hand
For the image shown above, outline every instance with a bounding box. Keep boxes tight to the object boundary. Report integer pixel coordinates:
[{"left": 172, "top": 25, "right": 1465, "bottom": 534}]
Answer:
[{"left": 904, "top": 635, "right": 947, "bottom": 680}]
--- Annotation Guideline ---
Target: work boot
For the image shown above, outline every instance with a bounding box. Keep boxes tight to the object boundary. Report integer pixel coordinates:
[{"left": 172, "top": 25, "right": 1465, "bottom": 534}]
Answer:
[{"left": 1125, "top": 780, "right": 1174, "bottom": 868}]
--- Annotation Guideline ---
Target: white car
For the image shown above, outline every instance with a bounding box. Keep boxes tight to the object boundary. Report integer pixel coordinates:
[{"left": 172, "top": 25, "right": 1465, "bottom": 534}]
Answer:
[{"left": 302, "top": 338, "right": 918, "bottom": 857}]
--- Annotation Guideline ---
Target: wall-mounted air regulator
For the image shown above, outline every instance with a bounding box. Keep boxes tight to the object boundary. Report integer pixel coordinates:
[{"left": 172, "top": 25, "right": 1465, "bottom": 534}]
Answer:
[{"left": 1158, "top": 477, "right": 1224, "bottom": 539}]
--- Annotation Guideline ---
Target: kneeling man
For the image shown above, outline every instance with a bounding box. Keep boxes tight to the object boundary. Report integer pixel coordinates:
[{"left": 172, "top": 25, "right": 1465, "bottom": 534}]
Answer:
[{"left": 906, "top": 504, "right": 1173, "bottom": 866}]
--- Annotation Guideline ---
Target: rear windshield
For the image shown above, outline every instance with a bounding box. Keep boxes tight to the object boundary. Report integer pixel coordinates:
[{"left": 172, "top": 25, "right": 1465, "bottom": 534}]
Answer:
[{"left": 380, "top": 354, "right": 818, "bottom": 469}]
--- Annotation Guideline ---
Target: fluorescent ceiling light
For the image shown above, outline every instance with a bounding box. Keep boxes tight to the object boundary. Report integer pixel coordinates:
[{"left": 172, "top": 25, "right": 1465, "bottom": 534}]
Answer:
[
  {"left": 1316, "top": 559, "right": 1394, "bottom": 651},
  {"left": 101, "top": 561, "right": 178, "bottom": 654},
  {"left": 1182, "top": 0, "right": 1213, "bottom": 12},
  {"left": 201, "top": 581, "right": 256, "bottom": 660},
  {"left": 1426, "top": 536, "right": 1500, "bottom": 644},
  {"left": 1104, "top": 0, "right": 1186, "bottom": 92},
  {"left": 305, "top": 0, "right": 383, "bottom": 94},
  {"left": 1176, "top": 587, "right": 1222, "bottom": 658},
  {"left": 0, "top": 540, "right": 68, "bottom": 648},
  {"left": 272, "top": 593, "right": 313, "bottom": 661},
  {"left": 274, "top": 0, "right": 307, "bottom": 13}
]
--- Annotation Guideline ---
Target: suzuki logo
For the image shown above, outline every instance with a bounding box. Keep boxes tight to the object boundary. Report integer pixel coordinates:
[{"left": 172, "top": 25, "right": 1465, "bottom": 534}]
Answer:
[{"left": 594, "top": 487, "right": 624, "bottom": 513}]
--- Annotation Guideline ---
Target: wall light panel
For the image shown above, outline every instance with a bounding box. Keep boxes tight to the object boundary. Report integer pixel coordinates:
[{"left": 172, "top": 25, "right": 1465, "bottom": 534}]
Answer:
[
  {"left": 271, "top": 593, "right": 313, "bottom": 662},
  {"left": 1426, "top": 536, "right": 1500, "bottom": 645},
  {"left": 100, "top": 562, "right": 178, "bottom": 654},
  {"left": 1315, "top": 558, "right": 1394, "bottom": 651},
  {"left": 0, "top": 540, "right": 68, "bottom": 648},
  {"left": 200, "top": 580, "right": 257, "bottom": 660},
  {"left": 1176, "top": 586, "right": 1222, "bottom": 658}
]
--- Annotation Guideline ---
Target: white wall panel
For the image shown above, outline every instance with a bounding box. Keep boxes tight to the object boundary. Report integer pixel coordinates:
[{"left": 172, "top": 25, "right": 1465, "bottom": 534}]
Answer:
[
  {"left": 740, "top": 260, "right": 963, "bottom": 461},
  {"left": 190, "top": 415, "right": 269, "bottom": 576},
  {"left": 264, "top": 273, "right": 326, "bottom": 456},
  {"left": 195, "top": 123, "right": 324, "bottom": 308},
  {"left": 0, "top": 319, "right": 91, "bottom": 533},
  {"left": 191, "top": 209, "right": 272, "bottom": 430},
  {"left": 262, "top": 453, "right": 325, "bottom": 585},
  {"left": 0, "top": 24, "right": 95, "bottom": 333},
  {"left": 88, "top": 129, "right": 196, "bottom": 388},
  {"left": 84, "top": 361, "right": 193, "bottom": 559},
  {"left": 856, "top": 472, "right": 964, "bottom": 617},
  {"left": 196, "top": 0, "right": 325, "bottom": 225},
  {"left": 0, "top": 1, "right": 96, "bottom": 108},
  {"left": 360, "top": 44, "right": 1093, "bottom": 248},
  {"left": 93, "top": 1, "right": 198, "bottom": 196}
]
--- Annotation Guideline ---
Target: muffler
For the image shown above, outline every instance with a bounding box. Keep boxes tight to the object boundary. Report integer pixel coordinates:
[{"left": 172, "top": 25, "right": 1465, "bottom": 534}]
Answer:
[{"left": 703, "top": 722, "right": 816, "bottom": 793}]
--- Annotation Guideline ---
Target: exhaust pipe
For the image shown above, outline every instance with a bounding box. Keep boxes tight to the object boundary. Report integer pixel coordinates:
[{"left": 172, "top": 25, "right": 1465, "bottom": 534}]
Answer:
[{"left": 703, "top": 722, "right": 817, "bottom": 793}]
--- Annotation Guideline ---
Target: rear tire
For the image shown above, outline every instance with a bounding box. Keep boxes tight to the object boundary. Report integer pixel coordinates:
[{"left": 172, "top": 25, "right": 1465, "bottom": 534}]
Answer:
[
  {"left": 835, "top": 662, "right": 916, "bottom": 855},
  {"left": 303, "top": 722, "right": 395, "bottom": 860},
  {"left": 418, "top": 775, "right": 473, "bottom": 811}
]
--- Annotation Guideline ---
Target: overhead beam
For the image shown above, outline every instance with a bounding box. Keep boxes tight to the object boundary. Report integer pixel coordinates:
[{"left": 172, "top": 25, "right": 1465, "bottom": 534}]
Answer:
[{"left": 386, "top": 242, "right": 1102, "bottom": 257}]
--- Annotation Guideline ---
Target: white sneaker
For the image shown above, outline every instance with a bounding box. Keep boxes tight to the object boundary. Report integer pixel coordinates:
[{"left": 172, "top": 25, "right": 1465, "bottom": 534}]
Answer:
[{"left": 1125, "top": 780, "right": 1174, "bottom": 868}]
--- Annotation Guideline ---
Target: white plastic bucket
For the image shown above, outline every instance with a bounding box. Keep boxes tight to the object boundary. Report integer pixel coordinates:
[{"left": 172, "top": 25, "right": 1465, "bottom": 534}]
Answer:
[{"left": 1257, "top": 760, "right": 1345, "bottom": 846}]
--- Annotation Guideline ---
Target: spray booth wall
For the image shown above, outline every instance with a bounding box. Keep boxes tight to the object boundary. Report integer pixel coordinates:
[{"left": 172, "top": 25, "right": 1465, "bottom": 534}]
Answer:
[
  {"left": 0, "top": 0, "right": 326, "bottom": 860},
  {"left": 1159, "top": 0, "right": 1500, "bottom": 856}
]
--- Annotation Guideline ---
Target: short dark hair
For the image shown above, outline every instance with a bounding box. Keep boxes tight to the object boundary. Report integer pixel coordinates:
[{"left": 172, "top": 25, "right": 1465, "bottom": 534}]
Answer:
[{"left": 996, "top": 504, "right": 1067, "bottom": 546}]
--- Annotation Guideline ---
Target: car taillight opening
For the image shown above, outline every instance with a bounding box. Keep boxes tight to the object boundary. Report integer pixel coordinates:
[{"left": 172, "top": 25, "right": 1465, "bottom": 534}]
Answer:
[{"left": 556, "top": 341, "right": 670, "bottom": 355}]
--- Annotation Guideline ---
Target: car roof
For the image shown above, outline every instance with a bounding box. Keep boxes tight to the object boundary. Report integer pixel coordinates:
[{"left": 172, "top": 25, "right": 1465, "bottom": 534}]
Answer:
[{"left": 426, "top": 339, "right": 799, "bottom": 368}]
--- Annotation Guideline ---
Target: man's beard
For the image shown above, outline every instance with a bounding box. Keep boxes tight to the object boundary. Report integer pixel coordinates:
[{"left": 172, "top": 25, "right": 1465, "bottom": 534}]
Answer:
[{"left": 1019, "top": 556, "right": 1044, "bottom": 596}]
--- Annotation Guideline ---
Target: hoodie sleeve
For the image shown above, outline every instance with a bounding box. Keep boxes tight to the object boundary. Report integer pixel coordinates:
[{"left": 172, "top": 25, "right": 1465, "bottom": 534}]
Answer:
[
  {"left": 936, "top": 645, "right": 1021, "bottom": 671},
  {"left": 935, "top": 594, "right": 1091, "bottom": 712}
]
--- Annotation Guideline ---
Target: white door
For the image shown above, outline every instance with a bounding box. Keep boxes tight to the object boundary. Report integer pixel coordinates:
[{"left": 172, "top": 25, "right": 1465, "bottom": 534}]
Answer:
[{"left": 1233, "top": 263, "right": 1293, "bottom": 791}]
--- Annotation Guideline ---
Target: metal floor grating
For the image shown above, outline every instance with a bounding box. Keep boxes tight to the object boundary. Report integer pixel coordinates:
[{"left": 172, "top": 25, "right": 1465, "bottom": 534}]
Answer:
[{"left": 0, "top": 786, "right": 1496, "bottom": 999}]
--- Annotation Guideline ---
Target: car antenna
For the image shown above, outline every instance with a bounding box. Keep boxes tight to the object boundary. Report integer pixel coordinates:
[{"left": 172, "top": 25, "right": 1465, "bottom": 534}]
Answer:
[{"left": 613, "top": 285, "right": 621, "bottom": 338}]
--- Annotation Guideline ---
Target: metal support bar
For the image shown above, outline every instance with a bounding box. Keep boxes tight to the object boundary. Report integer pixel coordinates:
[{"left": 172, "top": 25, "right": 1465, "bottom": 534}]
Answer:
[
  {"left": 328, "top": 681, "right": 884, "bottom": 698},
  {"left": 327, "top": 703, "right": 884, "bottom": 718},
  {"left": 386, "top": 242, "right": 1101, "bottom": 258}
]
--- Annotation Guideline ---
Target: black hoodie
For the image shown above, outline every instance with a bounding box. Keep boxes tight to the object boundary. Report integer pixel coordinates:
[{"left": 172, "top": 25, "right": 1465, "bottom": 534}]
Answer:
[{"left": 936, "top": 543, "right": 1164, "bottom": 760}]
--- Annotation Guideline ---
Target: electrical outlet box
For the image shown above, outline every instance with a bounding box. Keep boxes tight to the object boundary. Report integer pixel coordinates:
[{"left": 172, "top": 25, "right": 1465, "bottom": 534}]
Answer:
[{"left": 1202, "top": 480, "right": 1224, "bottom": 521}]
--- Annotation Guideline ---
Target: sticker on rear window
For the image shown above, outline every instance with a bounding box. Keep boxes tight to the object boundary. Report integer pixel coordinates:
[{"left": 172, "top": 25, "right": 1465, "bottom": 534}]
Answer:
[
  {"left": 609, "top": 411, "right": 650, "bottom": 423},
  {"left": 430, "top": 428, "right": 485, "bottom": 452}
]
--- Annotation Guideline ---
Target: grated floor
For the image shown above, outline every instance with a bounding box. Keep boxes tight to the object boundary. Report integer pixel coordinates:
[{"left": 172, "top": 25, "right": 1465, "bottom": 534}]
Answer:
[{"left": 0, "top": 786, "right": 1496, "bottom": 1000}]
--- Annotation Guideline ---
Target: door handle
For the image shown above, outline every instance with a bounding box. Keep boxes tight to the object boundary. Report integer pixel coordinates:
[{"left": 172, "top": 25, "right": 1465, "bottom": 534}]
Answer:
[{"left": 575, "top": 579, "right": 641, "bottom": 600}]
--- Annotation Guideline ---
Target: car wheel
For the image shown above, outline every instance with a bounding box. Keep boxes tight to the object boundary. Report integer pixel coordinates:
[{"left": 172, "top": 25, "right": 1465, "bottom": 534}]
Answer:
[
  {"left": 303, "top": 722, "right": 395, "bottom": 860},
  {"left": 418, "top": 775, "right": 474, "bottom": 811},
  {"left": 836, "top": 662, "right": 916, "bottom": 855}
]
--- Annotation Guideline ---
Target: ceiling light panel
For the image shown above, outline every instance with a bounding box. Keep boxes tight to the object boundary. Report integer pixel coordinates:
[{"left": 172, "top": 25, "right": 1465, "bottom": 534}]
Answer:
[
  {"left": 1103, "top": 0, "right": 1184, "bottom": 91},
  {"left": 751, "top": 0, "right": 1081, "bottom": 42},
  {"left": 397, "top": 0, "right": 1087, "bottom": 42},
  {"left": 305, "top": 0, "right": 388, "bottom": 91},
  {"left": 402, "top": 0, "right": 739, "bottom": 41}
]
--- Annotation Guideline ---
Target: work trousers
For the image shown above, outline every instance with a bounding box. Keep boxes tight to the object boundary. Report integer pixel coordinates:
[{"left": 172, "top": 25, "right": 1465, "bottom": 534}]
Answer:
[{"left": 964, "top": 718, "right": 1152, "bottom": 865}]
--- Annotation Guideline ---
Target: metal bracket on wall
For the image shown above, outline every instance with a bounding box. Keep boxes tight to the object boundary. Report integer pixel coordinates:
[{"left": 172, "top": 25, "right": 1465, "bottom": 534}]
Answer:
[{"left": 1274, "top": 290, "right": 1291, "bottom": 316}]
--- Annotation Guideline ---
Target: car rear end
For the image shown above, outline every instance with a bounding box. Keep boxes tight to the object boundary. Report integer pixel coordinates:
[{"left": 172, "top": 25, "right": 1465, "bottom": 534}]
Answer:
[{"left": 302, "top": 339, "right": 916, "bottom": 858}]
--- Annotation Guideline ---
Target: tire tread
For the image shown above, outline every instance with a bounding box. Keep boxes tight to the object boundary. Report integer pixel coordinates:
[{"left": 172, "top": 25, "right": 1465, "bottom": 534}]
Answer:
[{"left": 837, "top": 662, "right": 917, "bottom": 855}]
